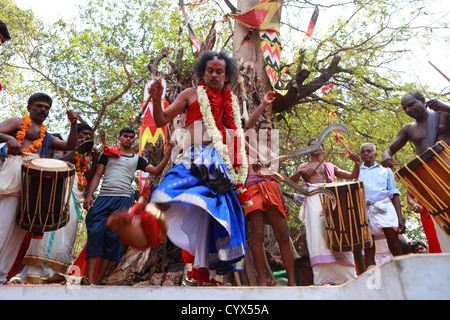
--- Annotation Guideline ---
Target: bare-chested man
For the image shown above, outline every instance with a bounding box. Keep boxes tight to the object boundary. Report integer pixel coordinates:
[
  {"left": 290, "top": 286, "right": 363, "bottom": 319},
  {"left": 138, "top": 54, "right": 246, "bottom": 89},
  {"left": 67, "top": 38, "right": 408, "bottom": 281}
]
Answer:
[
  {"left": 290, "top": 140, "right": 361, "bottom": 285},
  {"left": 382, "top": 92, "right": 450, "bottom": 253},
  {"left": 381, "top": 92, "right": 450, "bottom": 165}
]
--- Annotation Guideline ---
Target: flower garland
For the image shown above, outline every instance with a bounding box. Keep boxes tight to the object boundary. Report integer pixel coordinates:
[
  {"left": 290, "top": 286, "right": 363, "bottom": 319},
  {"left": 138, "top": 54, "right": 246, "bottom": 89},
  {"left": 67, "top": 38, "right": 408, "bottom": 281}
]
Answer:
[
  {"left": 16, "top": 115, "right": 46, "bottom": 154},
  {"left": 75, "top": 152, "right": 88, "bottom": 191},
  {"left": 197, "top": 81, "right": 252, "bottom": 208}
]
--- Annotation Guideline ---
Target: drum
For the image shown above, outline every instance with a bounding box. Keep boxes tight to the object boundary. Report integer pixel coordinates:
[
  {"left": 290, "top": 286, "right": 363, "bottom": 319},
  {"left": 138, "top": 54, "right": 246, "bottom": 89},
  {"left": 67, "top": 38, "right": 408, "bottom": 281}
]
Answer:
[
  {"left": 395, "top": 141, "right": 450, "bottom": 235},
  {"left": 319, "top": 180, "right": 373, "bottom": 252},
  {"left": 17, "top": 158, "right": 75, "bottom": 233}
]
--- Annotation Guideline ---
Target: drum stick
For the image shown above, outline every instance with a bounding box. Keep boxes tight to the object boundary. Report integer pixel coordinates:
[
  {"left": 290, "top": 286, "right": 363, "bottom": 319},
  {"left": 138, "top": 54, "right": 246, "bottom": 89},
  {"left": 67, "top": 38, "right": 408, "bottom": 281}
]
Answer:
[
  {"left": 428, "top": 61, "right": 450, "bottom": 83},
  {"left": 335, "top": 133, "right": 351, "bottom": 154},
  {"left": 314, "top": 148, "right": 332, "bottom": 171},
  {"left": 418, "top": 78, "right": 432, "bottom": 100},
  {"left": 56, "top": 87, "right": 70, "bottom": 112}
]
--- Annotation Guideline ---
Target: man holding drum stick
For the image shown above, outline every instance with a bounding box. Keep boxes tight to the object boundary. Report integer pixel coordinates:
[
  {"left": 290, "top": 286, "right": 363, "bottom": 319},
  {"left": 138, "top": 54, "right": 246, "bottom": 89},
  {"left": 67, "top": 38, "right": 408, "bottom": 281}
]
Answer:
[
  {"left": 0, "top": 92, "right": 78, "bottom": 284},
  {"left": 382, "top": 92, "right": 450, "bottom": 253}
]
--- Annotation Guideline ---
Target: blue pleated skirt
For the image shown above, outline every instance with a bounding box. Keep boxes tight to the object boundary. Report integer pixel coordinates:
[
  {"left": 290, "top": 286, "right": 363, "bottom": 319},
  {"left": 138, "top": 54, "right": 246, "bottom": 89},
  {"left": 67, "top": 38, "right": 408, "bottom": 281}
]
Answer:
[{"left": 151, "top": 144, "right": 246, "bottom": 274}]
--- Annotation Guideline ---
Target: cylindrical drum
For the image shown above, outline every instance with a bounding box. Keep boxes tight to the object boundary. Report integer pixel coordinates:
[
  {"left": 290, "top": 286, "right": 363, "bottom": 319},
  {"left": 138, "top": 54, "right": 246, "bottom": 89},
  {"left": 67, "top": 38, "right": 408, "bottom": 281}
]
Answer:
[
  {"left": 320, "top": 180, "right": 372, "bottom": 252},
  {"left": 395, "top": 141, "right": 450, "bottom": 235},
  {"left": 17, "top": 158, "right": 75, "bottom": 233}
]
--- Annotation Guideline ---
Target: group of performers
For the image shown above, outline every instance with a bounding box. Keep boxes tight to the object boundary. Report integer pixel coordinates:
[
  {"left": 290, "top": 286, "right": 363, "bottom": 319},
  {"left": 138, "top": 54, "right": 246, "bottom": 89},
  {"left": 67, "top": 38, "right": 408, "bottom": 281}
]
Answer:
[{"left": 0, "top": 32, "right": 449, "bottom": 286}]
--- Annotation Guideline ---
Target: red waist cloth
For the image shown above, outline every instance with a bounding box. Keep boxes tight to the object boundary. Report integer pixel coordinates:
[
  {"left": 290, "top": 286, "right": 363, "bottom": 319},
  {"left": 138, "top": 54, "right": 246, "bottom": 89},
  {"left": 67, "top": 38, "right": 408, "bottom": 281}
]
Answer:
[
  {"left": 185, "top": 100, "right": 202, "bottom": 128},
  {"left": 243, "top": 179, "right": 286, "bottom": 222},
  {"left": 185, "top": 92, "right": 224, "bottom": 128}
]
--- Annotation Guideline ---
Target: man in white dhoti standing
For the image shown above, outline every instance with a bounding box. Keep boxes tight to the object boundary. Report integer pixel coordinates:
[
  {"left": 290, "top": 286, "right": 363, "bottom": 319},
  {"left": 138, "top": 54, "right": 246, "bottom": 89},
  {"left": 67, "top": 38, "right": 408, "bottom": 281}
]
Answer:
[
  {"left": 0, "top": 93, "right": 78, "bottom": 284},
  {"left": 20, "top": 123, "right": 99, "bottom": 283},
  {"left": 290, "top": 139, "right": 361, "bottom": 285},
  {"left": 358, "top": 143, "right": 405, "bottom": 268}
]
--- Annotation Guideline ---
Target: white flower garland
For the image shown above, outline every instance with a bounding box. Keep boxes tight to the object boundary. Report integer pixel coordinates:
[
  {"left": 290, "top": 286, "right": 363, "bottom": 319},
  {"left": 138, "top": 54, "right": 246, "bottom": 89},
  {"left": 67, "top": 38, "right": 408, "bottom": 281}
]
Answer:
[{"left": 196, "top": 85, "right": 249, "bottom": 189}]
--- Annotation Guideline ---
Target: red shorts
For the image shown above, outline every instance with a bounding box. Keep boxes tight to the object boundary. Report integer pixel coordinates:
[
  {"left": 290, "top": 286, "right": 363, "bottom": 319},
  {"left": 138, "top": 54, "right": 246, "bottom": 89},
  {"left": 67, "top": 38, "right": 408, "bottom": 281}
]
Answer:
[{"left": 244, "top": 180, "right": 286, "bottom": 222}]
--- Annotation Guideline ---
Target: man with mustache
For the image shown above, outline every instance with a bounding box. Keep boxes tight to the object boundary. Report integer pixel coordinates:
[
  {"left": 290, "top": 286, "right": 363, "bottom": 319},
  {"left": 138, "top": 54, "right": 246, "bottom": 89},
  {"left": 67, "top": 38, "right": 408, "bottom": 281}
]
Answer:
[
  {"left": 108, "top": 51, "right": 248, "bottom": 286},
  {"left": 0, "top": 92, "right": 78, "bottom": 284},
  {"left": 382, "top": 92, "right": 450, "bottom": 253},
  {"left": 18, "top": 123, "right": 100, "bottom": 283}
]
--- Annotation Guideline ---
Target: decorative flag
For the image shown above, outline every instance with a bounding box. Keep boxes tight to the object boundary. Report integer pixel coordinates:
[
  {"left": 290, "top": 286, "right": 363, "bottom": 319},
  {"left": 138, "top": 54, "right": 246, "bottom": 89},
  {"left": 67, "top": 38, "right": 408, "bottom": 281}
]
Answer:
[
  {"left": 188, "top": 23, "right": 202, "bottom": 55},
  {"left": 179, "top": 0, "right": 188, "bottom": 18},
  {"left": 260, "top": 30, "right": 282, "bottom": 86},
  {"left": 230, "top": 1, "right": 282, "bottom": 32},
  {"left": 322, "top": 82, "right": 334, "bottom": 97},
  {"left": 139, "top": 79, "right": 169, "bottom": 198},
  {"left": 241, "top": 27, "right": 256, "bottom": 44},
  {"left": 192, "top": 0, "right": 207, "bottom": 8},
  {"left": 179, "top": 0, "right": 203, "bottom": 58},
  {"left": 299, "top": 6, "right": 319, "bottom": 50}
]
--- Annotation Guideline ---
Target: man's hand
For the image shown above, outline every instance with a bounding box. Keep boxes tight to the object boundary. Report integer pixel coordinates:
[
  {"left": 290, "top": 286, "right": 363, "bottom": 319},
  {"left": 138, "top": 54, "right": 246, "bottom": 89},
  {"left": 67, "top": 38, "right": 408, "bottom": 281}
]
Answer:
[
  {"left": 67, "top": 110, "right": 78, "bottom": 124},
  {"left": 148, "top": 79, "right": 164, "bottom": 102},
  {"left": 263, "top": 90, "right": 277, "bottom": 106},
  {"left": 426, "top": 99, "right": 450, "bottom": 113},
  {"left": 348, "top": 152, "right": 360, "bottom": 163},
  {"left": 84, "top": 194, "right": 94, "bottom": 211},
  {"left": 6, "top": 136, "right": 23, "bottom": 156}
]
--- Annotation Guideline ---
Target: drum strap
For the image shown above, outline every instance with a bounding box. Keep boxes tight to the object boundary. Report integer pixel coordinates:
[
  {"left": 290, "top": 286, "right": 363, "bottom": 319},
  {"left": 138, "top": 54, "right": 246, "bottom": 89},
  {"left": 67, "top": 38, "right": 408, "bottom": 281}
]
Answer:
[{"left": 426, "top": 111, "right": 440, "bottom": 148}]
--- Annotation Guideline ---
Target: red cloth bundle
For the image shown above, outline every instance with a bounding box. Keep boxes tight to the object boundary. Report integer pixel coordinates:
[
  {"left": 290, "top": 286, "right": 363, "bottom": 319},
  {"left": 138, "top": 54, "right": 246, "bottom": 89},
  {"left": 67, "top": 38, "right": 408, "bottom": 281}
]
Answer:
[
  {"left": 119, "top": 198, "right": 167, "bottom": 250},
  {"left": 103, "top": 146, "right": 121, "bottom": 157}
]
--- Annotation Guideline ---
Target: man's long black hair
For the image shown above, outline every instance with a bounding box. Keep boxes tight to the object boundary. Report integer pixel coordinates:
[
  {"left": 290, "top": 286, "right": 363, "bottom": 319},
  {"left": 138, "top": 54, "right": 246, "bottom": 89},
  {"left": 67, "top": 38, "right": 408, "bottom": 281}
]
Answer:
[{"left": 192, "top": 51, "right": 239, "bottom": 86}]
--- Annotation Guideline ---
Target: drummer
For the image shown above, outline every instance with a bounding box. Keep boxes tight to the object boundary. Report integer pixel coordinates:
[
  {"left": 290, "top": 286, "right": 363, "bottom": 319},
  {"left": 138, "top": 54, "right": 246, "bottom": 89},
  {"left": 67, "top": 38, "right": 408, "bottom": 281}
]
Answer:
[
  {"left": 381, "top": 92, "right": 450, "bottom": 253},
  {"left": 358, "top": 142, "right": 405, "bottom": 268},
  {"left": 289, "top": 139, "right": 361, "bottom": 285},
  {"left": 0, "top": 92, "right": 79, "bottom": 284}
]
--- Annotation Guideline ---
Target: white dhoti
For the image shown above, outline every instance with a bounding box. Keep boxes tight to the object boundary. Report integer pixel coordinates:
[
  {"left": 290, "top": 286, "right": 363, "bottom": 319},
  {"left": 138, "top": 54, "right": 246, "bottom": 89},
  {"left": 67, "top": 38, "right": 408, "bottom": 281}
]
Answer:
[
  {"left": 431, "top": 216, "right": 450, "bottom": 253},
  {"left": 366, "top": 197, "right": 398, "bottom": 236},
  {"left": 299, "top": 184, "right": 356, "bottom": 286},
  {"left": 0, "top": 155, "right": 36, "bottom": 283},
  {"left": 20, "top": 175, "right": 83, "bottom": 282}
]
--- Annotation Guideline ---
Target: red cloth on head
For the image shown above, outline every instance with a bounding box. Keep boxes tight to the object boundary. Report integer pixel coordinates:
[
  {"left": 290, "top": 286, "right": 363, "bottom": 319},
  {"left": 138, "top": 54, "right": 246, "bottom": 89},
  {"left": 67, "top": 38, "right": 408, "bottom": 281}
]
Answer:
[{"left": 103, "top": 146, "right": 121, "bottom": 157}]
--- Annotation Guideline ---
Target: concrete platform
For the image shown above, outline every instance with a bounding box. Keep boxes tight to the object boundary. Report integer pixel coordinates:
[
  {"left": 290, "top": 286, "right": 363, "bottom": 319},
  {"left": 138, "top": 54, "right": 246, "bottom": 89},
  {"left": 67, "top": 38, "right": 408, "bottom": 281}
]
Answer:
[{"left": 1, "top": 253, "right": 449, "bottom": 300}]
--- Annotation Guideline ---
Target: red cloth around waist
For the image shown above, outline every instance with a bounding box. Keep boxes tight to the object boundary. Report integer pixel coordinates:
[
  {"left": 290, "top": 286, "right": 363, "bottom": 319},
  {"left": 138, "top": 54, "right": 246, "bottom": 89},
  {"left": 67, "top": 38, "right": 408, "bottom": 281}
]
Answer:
[{"left": 185, "top": 100, "right": 202, "bottom": 128}]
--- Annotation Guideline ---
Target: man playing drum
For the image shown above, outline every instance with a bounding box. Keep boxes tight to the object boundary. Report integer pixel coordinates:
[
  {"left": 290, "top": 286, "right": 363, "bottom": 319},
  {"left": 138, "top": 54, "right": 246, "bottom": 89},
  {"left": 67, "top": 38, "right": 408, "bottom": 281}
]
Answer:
[
  {"left": 18, "top": 123, "right": 100, "bottom": 283},
  {"left": 358, "top": 143, "right": 405, "bottom": 268},
  {"left": 290, "top": 139, "right": 361, "bottom": 285},
  {"left": 0, "top": 92, "right": 78, "bottom": 284},
  {"left": 382, "top": 92, "right": 450, "bottom": 253}
]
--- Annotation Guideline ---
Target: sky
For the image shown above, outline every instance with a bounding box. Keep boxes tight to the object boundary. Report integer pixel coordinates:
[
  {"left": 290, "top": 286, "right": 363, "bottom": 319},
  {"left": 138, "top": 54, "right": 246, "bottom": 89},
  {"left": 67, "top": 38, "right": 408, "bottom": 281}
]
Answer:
[{"left": 12, "top": 0, "right": 450, "bottom": 95}]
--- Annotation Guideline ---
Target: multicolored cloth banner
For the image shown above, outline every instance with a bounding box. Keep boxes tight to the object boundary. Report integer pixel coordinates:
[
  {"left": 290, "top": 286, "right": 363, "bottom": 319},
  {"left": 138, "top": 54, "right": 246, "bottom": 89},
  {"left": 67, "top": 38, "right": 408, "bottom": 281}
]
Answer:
[
  {"left": 260, "top": 30, "right": 282, "bottom": 87},
  {"left": 231, "top": 1, "right": 283, "bottom": 89},
  {"left": 230, "top": 1, "right": 282, "bottom": 33},
  {"left": 139, "top": 80, "right": 169, "bottom": 198}
]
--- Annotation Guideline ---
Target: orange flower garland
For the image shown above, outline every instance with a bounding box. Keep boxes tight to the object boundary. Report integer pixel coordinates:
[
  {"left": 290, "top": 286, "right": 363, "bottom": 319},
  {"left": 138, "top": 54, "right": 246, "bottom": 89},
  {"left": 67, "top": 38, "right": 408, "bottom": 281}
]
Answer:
[
  {"left": 16, "top": 115, "right": 47, "bottom": 154},
  {"left": 75, "top": 152, "right": 88, "bottom": 191}
]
